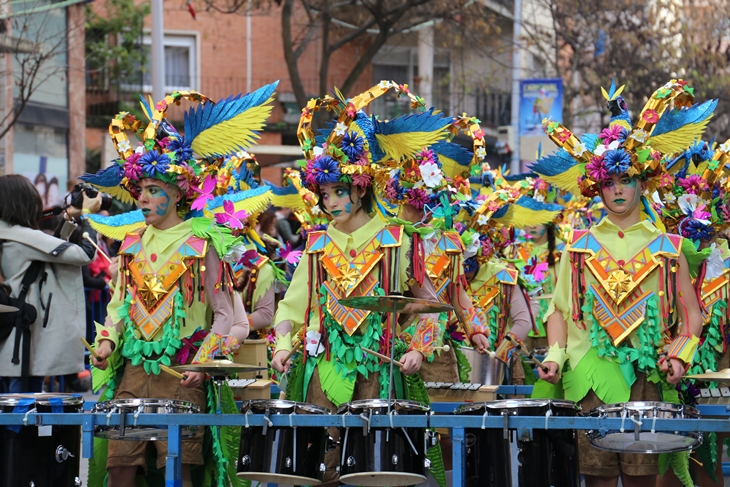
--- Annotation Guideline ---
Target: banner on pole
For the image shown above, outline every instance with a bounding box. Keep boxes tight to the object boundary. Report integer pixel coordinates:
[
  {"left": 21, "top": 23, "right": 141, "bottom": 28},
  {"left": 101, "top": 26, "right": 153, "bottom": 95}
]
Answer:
[{"left": 519, "top": 78, "right": 563, "bottom": 136}]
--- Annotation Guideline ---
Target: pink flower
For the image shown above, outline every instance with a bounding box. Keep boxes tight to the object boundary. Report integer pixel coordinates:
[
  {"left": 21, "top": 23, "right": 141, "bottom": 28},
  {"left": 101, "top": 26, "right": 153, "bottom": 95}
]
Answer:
[
  {"left": 556, "top": 130, "right": 572, "bottom": 143},
  {"left": 599, "top": 125, "right": 625, "bottom": 144},
  {"left": 304, "top": 161, "right": 318, "bottom": 187},
  {"left": 660, "top": 173, "right": 674, "bottom": 188},
  {"left": 473, "top": 129, "right": 485, "bottom": 140},
  {"left": 418, "top": 149, "right": 435, "bottom": 164},
  {"left": 585, "top": 155, "right": 608, "bottom": 182},
  {"left": 155, "top": 100, "right": 168, "bottom": 112},
  {"left": 642, "top": 109, "right": 659, "bottom": 124},
  {"left": 351, "top": 173, "right": 372, "bottom": 187},
  {"left": 678, "top": 175, "right": 709, "bottom": 195},
  {"left": 385, "top": 180, "right": 399, "bottom": 199},
  {"left": 406, "top": 188, "right": 430, "bottom": 210},
  {"left": 345, "top": 103, "right": 356, "bottom": 118},
  {"left": 124, "top": 153, "right": 143, "bottom": 181}
]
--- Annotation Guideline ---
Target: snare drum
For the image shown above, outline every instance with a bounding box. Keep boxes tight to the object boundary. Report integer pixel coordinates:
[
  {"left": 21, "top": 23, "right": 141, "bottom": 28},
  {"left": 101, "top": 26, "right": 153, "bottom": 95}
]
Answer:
[
  {"left": 0, "top": 393, "right": 83, "bottom": 487},
  {"left": 586, "top": 401, "right": 702, "bottom": 453},
  {"left": 91, "top": 398, "right": 200, "bottom": 440},
  {"left": 456, "top": 399, "right": 580, "bottom": 487},
  {"left": 236, "top": 400, "right": 330, "bottom": 485},
  {"left": 337, "top": 399, "right": 431, "bottom": 487}
]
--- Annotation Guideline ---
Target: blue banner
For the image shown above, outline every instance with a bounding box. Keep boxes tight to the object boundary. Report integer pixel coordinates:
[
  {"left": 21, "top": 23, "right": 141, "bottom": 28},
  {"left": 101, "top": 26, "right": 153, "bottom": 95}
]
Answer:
[{"left": 519, "top": 78, "right": 563, "bottom": 136}]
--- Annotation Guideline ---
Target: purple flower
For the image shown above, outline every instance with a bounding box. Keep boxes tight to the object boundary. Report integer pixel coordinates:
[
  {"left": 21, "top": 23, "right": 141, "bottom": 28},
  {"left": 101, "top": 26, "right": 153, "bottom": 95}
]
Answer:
[
  {"left": 139, "top": 150, "right": 170, "bottom": 177},
  {"left": 603, "top": 149, "right": 631, "bottom": 175},
  {"left": 340, "top": 131, "right": 364, "bottom": 160},
  {"left": 599, "top": 125, "right": 626, "bottom": 144},
  {"left": 406, "top": 188, "right": 430, "bottom": 210},
  {"left": 351, "top": 173, "right": 372, "bottom": 187},
  {"left": 585, "top": 155, "right": 608, "bottom": 181},
  {"left": 312, "top": 156, "right": 341, "bottom": 185},
  {"left": 167, "top": 136, "right": 193, "bottom": 163},
  {"left": 678, "top": 175, "right": 709, "bottom": 195},
  {"left": 124, "top": 153, "right": 143, "bottom": 181}
]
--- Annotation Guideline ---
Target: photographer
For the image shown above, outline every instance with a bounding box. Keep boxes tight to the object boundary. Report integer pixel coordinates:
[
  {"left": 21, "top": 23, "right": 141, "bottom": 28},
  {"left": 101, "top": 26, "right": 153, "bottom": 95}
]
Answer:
[{"left": 0, "top": 175, "right": 102, "bottom": 393}]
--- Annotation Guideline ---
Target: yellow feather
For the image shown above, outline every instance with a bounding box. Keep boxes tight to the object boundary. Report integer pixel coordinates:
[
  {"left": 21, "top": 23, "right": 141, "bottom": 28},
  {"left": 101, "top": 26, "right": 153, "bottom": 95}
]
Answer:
[
  {"left": 375, "top": 131, "right": 449, "bottom": 162},
  {"left": 601, "top": 87, "right": 609, "bottom": 100},
  {"left": 540, "top": 166, "right": 583, "bottom": 195},
  {"left": 648, "top": 117, "right": 713, "bottom": 156},
  {"left": 494, "top": 207, "right": 561, "bottom": 228},
  {"left": 439, "top": 155, "right": 467, "bottom": 179},
  {"left": 271, "top": 193, "right": 307, "bottom": 210},
  {"left": 96, "top": 185, "right": 136, "bottom": 205},
  {"left": 613, "top": 85, "right": 625, "bottom": 99},
  {"left": 191, "top": 100, "right": 275, "bottom": 157},
  {"left": 610, "top": 120, "right": 632, "bottom": 131},
  {"left": 88, "top": 219, "right": 145, "bottom": 242}
]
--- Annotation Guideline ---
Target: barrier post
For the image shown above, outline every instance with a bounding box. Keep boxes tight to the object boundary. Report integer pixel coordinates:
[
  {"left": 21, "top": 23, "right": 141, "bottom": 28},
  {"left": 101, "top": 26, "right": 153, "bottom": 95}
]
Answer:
[
  {"left": 452, "top": 426, "right": 466, "bottom": 486},
  {"left": 165, "top": 422, "right": 183, "bottom": 487}
]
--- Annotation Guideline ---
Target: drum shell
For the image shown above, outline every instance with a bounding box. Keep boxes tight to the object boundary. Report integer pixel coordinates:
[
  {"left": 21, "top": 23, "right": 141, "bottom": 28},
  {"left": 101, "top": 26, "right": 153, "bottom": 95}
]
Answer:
[
  {"left": 480, "top": 353, "right": 506, "bottom": 386},
  {"left": 0, "top": 394, "right": 83, "bottom": 487},
  {"left": 236, "top": 400, "right": 330, "bottom": 484},
  {"left": 337, "top": 400, "right": 430, "bottom": 486},
  {"left": 91, "top": 398, "right": 200, "bottom": 441},
  {"left": 456, "top": 399, "right": 580, "bottom": 487}
]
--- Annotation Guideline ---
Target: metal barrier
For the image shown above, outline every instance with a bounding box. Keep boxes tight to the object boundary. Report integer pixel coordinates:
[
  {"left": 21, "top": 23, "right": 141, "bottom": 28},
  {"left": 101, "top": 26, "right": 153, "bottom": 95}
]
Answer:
[{"left": 1, "top": 393, "right": 728, "bottom": 486}]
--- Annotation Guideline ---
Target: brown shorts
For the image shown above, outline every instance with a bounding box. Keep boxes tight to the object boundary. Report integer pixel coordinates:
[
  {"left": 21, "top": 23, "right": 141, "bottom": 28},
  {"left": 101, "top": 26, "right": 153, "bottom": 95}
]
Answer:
[
  {"left": 306, "top": 367, "right": 381, "bottom": 484},
  {"left": 577, "top": 372, "right": 662, "bottom": 477},
  {"left": 106, "top": 359, "right": 207, "bottom": 474},
  {"left": 419, "top": 344, "right": 459, "bottom": 383}
]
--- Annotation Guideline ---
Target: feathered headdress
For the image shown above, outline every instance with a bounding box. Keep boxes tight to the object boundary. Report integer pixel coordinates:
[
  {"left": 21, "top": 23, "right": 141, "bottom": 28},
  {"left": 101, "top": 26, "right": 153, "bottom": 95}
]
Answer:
[
  {"left": 530, "top": 79, "right": 717, "bottom": 198},
  {"left": 81, "top": 82, "right": 279, "bottom": 208},
  {"left": 297, "top": 81, "right": 453, "bottom": 192}
]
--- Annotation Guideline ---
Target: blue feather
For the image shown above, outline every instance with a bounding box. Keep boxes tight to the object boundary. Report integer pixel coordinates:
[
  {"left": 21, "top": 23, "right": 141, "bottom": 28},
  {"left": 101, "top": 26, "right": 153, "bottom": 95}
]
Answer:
[
  {"left": 529, "top": 148, "right": 579, "bottom": 176},
  {"left": 581, "top": 133, "right": 600, "bottom": 152},
  {"left": 503, "top": 172, "right": 537, "bottom": 182},
  {"left": 492, "top": 205, "right": 509, "bottom": 219},
  {"left": 652, "top": 99, "right": 718, "bottom": 137},
  {"left": 79, "top": 164, "right": 125, "bottom": 187},
  {"left": 373, "top": 108, "right": 450, "bottom": 136},
  {"left": 431, "top": 141, "right": 473, "bottom": 167},
  {"left": 184, "top": 80, "right": 279, "bottom": 146},
  {"left": 86, "top": 209, "right": 145, "bottom": 227},
  {"left": 514, "top": 195, "right": 563, "bottom": 212},
  {"left": 139, "top": 95, "right": 153, "bottom": 120},
  {"left": 265, "top": 182, "right": 299, "bottom": 197},
  {"left": 607, "top": 79, "right": 618, "bottom": 99},
  {"left": 207, "top": 185, "right": 270, "bottom": 211}
]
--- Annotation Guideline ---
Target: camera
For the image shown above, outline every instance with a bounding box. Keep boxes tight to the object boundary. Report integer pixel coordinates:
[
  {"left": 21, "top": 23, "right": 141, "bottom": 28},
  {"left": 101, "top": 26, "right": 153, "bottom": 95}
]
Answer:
[{"left": 69, "top": 183, "right": 113, "bottom": 212}]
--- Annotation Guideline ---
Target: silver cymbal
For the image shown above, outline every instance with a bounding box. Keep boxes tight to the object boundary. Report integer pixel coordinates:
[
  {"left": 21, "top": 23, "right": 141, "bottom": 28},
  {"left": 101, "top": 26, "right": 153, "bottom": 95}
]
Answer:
[
  {"left": 337, "top": 295, "right": 454, "bottom": 314},
  {"left": 686, "top": 368, "right": 730, "bottom": 382},
  {"left": 173, "top": 359, "right": 267, "bottom": 375}
]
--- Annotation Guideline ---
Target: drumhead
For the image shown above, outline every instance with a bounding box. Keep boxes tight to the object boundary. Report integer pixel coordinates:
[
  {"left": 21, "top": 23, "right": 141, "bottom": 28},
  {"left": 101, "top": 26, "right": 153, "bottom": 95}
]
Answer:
[
  {"left": 588, "top": 431, "right": 702, "bottom": 453},
  {"left": 93, "top": 398, "right": 199, "bottom": 414},
  {"left": 336, "top": 399, "right": 429, "bottom": 415},
  {"left": 0, "top": 393, "right": 83, "bottom": 407},
  {"left": 236, "top": 472, "right": 321, "bottom": 485},
  {"left": 339, "top": 472, "right": 427, "bottom": 487},
  {"left": 242, "top": 399, "right": 331, "bottom": 415},
  {"left": 456, "top": 399, "right": 578, "bottom": 415},
  {"left": 590, "top": 401, "right": 699, "bottom": 419}
]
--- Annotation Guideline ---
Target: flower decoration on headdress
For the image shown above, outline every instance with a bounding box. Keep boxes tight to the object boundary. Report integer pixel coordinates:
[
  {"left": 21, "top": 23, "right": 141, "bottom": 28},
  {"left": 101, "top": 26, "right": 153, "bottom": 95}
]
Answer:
[
  {"left": 297, "top": 81, "right": 453, "bottom": 195},
  {"left": 529, "top": 79, "right": 717, "bottom": 199},
  {"left": 658, "top": 139, "right": 730, "bottom": 243}
]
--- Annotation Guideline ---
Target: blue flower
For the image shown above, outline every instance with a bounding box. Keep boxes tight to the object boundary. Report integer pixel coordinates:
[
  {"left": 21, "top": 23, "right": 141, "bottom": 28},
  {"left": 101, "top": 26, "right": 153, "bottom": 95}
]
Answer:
[
  {"left": 139, "top": 150, "right": 171, "bottom": 177},
  {"left": 603, "top": 149, "right": 631, "bottom": 175},
  {"left": 679, "top": 218, "right": 714, "bottom": 241},
  {"left": 313, "top": 156, "right": 341, "bottom": 185},
  {"left": 463, "top": 256, "right": 479, "bottom": 275},
  {"left": 167, "top": 136, "right": 193, "bottom": 163},
  {"left": 340, "top": 131, "right": 364, "bottom": 160}
]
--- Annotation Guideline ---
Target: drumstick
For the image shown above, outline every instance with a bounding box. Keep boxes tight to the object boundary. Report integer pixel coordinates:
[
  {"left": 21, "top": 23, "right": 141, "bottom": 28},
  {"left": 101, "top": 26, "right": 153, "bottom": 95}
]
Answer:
[
  {"left": 80, "top": 337, "right": 100, "bottom": 360},
  {"left": 160, "top": 363, "right": 186, "bottom": 380},
  {"left": 361, "top": 347, "right": 404, "bottom": 368},
  {"left": 504, "top": 335, "right": 549, "bottom": 373},
  {"left": 82, "top": 232, "right": 112, "bottom": 264},
  {"left": 282, "top": 340, "right": 303, "bottom": 364}
]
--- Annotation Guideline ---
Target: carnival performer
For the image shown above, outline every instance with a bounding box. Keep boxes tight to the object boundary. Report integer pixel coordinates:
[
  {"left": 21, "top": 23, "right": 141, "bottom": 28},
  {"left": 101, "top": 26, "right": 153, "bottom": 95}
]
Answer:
[
  {"left": 270, "top": 81, "right": 450, "bottom": 485},
  {"left": 383, "top": 115, "right": 492, "bottom": 384},
  {"left": 533, "top": 79, "right": 712, "bottom": 487},
  {"left": 656, "top": 139, "right": 730, "bottom": 487},
  {"left": 85, "top": 84, "right": 279, "bottom": 487}
]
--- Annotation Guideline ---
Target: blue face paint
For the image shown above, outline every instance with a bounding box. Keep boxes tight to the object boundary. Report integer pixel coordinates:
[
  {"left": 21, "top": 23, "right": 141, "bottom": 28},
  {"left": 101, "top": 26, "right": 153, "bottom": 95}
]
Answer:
[
  {"left": 155, "top": 188, "right": 171, "bottom": 216},
  {"left": 344, "top": 202, "right": 352, "bottom": 214}
]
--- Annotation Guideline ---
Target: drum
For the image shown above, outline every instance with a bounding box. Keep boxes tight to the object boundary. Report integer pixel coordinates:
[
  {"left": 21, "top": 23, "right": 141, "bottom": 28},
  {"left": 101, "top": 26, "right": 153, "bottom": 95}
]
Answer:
[
  {"left": 337, "top": 399, "right": 431, "bottom": 487},
  {"left": 91, "top": 398, "right": 200, "bottom": 440},
  {"left": 0, "top": 393, "right": 83, "bottom": 487},
  {"left": 456, "top": 399, "right": 580, "bottom": 487},
  {"left": 586, "top": 401, "right": 702, "bottom": 453},
  {"left": 236, "top": 400, "right": 330, "bottom": 485}
]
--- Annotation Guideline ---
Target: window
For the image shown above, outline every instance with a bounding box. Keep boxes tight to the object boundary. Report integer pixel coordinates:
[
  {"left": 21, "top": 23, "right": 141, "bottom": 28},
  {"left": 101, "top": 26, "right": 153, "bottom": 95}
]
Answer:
[{"left": 130, "top": 33, "right": 198, "bottom": 92}]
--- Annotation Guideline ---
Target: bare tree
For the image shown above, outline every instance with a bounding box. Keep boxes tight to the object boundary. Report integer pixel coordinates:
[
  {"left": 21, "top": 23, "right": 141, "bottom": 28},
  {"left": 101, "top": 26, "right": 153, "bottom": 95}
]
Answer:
[{"left": 0, "top": 0, "right": 85, "bottom": 141}]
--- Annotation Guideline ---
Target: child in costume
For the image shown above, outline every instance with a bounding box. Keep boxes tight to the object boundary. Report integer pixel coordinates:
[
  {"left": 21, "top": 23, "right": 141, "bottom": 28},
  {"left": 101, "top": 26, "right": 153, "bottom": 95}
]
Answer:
[
  {"left": 383, "top": 114, "right": 492, "bottom": 384},
  {"left": 87, "top": 84, "right": 279, "bottom": 487},
  {"left": 270, "top": 81, "right": 447, "bottom": 485},
  {"left": 533, "top": 79, "right": 712, "bottom": 487},
  {"left": 656, "top": 139, "right": 730, "bottom": 487}
]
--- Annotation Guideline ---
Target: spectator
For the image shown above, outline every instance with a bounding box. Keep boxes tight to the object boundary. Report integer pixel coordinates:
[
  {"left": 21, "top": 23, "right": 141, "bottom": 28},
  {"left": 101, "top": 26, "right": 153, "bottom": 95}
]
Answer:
[
  {"left": 0, "top": 175, "right": 102, "bottom": 393},
  {"left": 275, "top": 207, "right": 301, "bottom": 246}
]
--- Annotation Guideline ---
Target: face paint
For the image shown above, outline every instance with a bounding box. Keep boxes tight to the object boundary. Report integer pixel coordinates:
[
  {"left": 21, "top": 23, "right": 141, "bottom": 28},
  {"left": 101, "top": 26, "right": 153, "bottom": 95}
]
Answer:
[
  {"left": 155, "top": 188, "right": 171, "bottom": 216},
  {"left": 320, "top": 183, "right": 359, "bottom": 225},
  {"left": 600, "top": 174, "right": 639, "bottom": 214}
]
